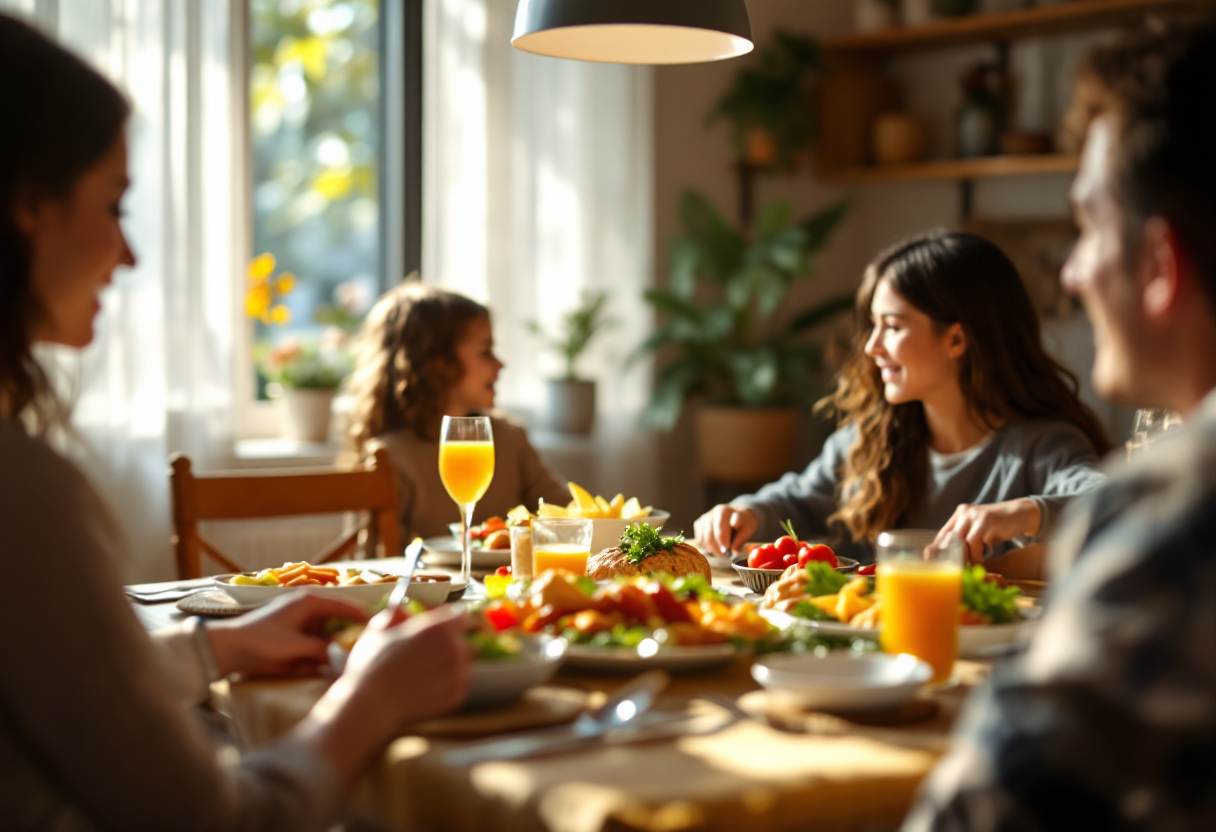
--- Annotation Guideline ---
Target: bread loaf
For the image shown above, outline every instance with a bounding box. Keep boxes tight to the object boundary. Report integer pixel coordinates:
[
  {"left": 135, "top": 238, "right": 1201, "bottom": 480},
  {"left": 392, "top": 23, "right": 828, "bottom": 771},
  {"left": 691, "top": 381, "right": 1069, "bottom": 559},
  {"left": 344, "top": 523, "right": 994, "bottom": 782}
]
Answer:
[{"left": 586, "top": 542, "right": 711, "bottom": 581}]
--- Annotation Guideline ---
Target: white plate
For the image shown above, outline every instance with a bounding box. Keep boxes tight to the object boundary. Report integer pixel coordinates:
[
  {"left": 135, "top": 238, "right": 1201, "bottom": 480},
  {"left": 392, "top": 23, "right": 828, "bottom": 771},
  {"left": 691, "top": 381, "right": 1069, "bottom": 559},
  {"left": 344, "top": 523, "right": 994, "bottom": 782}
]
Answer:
[
  {"left": 213, "top": 573, "right": 396, "bottom": 607},
  {"left": 761, "top": 608, "right": 1039, "bottom": 658},
  {"left": 563, "top": 642, "right": 737, "bottom": 672},
  {"left": 422, "top": 536, "right": 512, "bottom": 569},
  {"left": 752, "top": 652, "right": 933, "bottom": 712}
]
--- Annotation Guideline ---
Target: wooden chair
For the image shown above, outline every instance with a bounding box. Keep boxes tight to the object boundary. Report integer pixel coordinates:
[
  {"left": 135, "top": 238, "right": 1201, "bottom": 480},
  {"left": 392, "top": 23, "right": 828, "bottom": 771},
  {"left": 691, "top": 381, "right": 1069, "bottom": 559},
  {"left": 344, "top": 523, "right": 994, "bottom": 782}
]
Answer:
[{"left": 169, "top": 447, "right": 400, "bottom": 579}]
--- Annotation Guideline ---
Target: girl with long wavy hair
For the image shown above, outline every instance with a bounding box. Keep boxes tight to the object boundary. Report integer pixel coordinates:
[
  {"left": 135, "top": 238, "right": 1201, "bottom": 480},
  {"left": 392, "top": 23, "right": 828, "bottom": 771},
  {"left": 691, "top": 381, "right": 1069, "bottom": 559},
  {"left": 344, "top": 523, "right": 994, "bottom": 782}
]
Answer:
[
  {"left": 0, "top": 13, "right": 469, "bottom": 829},
  {"left": 695, "top": 231, "right": 1110, "bottom": 570},
  {"left": 343, "top": 281, "right": 569, "bottom": 542}
]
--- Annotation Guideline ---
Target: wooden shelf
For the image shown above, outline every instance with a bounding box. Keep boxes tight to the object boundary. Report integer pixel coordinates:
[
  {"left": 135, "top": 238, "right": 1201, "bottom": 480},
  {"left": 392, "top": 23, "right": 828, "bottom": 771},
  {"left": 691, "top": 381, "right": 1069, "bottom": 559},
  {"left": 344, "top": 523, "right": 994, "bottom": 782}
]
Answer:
[
  {"left": 821, "top": 154, "right": 1079, "bottom": 183},
  {"left": 823, "top": 0, "right": 1206, "bottom": 54}
]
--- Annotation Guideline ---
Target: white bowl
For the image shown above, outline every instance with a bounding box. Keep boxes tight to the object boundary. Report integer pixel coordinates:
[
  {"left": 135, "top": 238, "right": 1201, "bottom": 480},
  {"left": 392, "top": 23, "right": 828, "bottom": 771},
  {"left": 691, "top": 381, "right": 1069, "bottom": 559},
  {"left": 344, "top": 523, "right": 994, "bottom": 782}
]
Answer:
[
  {"left": 466, "top": 636, "right": 567, "bottom": 709},
  {"left": 214, "top": 574, "right": 395, "bottom": 608},
  {"left": 326, "top": 634, "right": 567, "bottom": 710},
  {"left": 405, "top": 572, "right": 455, "bottom": 607},
  {"left": 751, "top": 651, "right": 932, "bottom": 712},
  {"left": 588, "top": 511, "right": 672, "bottom": 555}
]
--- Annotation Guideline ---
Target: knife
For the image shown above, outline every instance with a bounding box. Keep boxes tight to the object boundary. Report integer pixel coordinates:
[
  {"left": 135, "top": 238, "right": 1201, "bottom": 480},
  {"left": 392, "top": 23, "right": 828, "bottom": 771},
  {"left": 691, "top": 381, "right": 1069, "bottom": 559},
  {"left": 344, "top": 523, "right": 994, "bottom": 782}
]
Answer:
[
  {"left": 384, "top": 538, "right": 426, "bottom": 615},
  {"left": 442, "top": 670, "right": 669, "bottom": 766}
]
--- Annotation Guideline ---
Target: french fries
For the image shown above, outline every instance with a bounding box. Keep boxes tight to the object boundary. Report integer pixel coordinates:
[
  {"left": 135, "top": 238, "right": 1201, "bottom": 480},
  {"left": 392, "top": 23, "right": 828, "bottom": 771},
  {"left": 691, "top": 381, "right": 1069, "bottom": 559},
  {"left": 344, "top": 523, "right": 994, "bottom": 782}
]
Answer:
[
  {"left": 535, "top": 482, "right": 654, "bottom": 520},
  {"left": 229, "top": 561, "right": 398, "bottom": 587}
]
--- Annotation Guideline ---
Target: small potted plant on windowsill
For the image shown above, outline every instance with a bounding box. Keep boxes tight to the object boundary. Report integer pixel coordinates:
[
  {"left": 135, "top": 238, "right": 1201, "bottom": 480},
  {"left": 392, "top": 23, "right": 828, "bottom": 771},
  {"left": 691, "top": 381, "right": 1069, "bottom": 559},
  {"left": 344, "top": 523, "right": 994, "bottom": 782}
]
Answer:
[
  {"left": 708, "top": 31, "right": 826, "bottom": 172},
  {"left": 632, "top": 190, "right": 851, "bottom": 482},
  {"left": 247, "top": 253, "right": 353, "bottom": 442},
  {"left": 526, "top": 290, "right": 615, "bottom": 435}
]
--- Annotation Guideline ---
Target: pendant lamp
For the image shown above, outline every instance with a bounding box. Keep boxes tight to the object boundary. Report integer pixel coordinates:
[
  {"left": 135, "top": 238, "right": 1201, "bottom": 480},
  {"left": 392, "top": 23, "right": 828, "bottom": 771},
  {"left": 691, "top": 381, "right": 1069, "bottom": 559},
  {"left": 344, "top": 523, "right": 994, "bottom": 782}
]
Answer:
[{"left": 511, "top": 0, "right": 754, "bottom": 65}]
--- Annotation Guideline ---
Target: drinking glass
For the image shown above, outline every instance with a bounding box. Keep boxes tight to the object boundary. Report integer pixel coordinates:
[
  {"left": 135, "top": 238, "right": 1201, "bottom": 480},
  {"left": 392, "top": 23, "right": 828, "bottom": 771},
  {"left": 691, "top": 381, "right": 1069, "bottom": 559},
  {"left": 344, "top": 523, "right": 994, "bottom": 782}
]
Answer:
[
  {"left": 509, "top": 524, "right": 534, "bottom": 580},
  {"left": 1126, "top": 408, "right": 1184, "bottom": 460},
  {"left": 531, "top": 518, "right": 594, "bottom": 577},
  {"left": 439, "top": 415, "right": 495, "bottom": 585},
  {"left": 876, "top": 529, "right": 964, "bottom": 684}
]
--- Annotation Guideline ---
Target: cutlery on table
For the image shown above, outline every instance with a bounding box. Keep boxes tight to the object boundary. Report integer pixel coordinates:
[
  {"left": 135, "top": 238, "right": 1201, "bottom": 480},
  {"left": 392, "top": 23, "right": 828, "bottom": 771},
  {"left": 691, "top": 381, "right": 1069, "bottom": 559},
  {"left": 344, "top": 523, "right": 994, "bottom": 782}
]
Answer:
[
  {"left": 442, "top": 670, "right": 670, "bottom": 766},
  {"left": 124, "top": 582, "right": 213, "bottom": 604},
  {"left": 384, "top": 537, "right": 425, "bottom": 617}
]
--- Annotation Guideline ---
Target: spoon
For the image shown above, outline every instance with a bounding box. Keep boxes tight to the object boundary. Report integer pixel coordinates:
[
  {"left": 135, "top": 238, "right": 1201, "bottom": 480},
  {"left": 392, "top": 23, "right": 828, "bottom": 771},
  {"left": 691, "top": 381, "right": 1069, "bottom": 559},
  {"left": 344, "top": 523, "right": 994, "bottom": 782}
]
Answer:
[{"left": 441, "top": 670, "right": 670, "bottom": 766}]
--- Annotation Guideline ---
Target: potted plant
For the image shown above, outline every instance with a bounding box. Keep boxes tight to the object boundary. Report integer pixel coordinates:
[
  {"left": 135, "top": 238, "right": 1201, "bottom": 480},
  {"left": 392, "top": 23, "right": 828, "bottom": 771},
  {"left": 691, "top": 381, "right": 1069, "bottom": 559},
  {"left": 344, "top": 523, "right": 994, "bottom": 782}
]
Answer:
[
  {"left": 247, "top": 253, "right": 353, "bottom": 442},
  {"left": 634, "top": 190, "right": 851, "bottom": 482},
  {"left": 526, "top": 290, "right": 615, "bottom": 434},
  {"left": 708, "top": 31, "right": 826, "bottom": 171}
]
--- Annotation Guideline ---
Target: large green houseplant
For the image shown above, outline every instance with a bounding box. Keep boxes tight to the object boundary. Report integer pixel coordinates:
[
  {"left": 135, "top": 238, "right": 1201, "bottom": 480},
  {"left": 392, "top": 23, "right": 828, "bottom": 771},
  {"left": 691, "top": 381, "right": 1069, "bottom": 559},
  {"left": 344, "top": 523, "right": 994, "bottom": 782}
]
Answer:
[{"left": 635, "top": 190, "right": 851, "bottom": 480}]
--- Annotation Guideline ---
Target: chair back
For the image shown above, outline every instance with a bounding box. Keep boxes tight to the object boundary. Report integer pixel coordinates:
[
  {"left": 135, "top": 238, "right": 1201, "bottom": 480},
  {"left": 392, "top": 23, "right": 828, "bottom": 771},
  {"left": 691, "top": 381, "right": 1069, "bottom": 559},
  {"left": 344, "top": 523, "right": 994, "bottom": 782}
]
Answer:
[{"left": 169, "top": 447, "right": 399, "bottom": 579}]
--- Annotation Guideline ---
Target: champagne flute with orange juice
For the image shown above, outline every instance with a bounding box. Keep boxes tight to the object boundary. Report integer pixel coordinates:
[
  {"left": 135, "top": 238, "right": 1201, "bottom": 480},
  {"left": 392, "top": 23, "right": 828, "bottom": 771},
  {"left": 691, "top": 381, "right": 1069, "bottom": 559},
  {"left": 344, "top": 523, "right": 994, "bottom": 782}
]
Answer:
[
  {"left": 876, "top": 529, "right": 964, "bottom": 684},
  {"left": 439, "top": 415, "right": 495, "bottom": 585},
  {"left": 531, "top": 518, "right": 593, "bottom": 577}
]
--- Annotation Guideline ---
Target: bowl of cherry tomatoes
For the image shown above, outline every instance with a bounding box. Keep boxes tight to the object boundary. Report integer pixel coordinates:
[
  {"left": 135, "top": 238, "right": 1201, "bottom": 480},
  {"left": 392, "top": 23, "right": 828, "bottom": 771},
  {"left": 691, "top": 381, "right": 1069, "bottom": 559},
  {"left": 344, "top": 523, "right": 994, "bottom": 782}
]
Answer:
[{"left": 731, "top": 522, "right": 857, "bottom": 593}]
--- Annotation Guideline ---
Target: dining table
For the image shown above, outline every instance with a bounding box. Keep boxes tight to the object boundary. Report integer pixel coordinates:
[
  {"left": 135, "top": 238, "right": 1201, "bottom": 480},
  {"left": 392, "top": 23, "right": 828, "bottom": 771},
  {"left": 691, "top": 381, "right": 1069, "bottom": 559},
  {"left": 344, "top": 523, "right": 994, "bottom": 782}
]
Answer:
[{"left": 126, "top": 558, "right": 1016, "bottom": 832}]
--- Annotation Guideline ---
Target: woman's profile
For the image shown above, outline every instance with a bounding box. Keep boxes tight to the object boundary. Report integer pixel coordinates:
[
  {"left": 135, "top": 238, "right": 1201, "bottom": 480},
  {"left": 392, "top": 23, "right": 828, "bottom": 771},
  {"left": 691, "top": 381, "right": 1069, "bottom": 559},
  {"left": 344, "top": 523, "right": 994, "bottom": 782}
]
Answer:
[{"left": 695, "top": 231, "right": 1110, "bottom": 571}]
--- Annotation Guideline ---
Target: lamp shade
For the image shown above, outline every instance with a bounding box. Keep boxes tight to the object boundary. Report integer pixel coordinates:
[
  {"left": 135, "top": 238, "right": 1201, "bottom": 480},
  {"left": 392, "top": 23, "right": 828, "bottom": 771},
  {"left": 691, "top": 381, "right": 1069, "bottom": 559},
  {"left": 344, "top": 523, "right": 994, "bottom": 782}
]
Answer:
[{"left": 511, "top": 0, "right": 754, "bottom": 65}]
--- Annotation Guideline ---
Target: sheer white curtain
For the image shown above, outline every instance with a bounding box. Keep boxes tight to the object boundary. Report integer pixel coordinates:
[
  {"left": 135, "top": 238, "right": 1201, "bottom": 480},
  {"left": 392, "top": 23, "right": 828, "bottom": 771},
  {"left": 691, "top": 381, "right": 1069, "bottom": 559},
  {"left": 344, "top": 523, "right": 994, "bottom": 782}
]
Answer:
[
  {"left": 423, "top": 0, "right": 658, "bottom": 501},
  {"left": 4, "top": 0, "right": 240, "bottom": 582}
]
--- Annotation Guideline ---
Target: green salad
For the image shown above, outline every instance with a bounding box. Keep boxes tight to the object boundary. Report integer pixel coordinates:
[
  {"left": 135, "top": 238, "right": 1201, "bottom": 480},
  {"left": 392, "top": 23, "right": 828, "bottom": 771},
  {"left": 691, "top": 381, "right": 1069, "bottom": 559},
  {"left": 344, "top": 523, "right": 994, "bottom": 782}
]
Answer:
[{"left": 961, "top": 565, "right": 1023, "bottom": 624}]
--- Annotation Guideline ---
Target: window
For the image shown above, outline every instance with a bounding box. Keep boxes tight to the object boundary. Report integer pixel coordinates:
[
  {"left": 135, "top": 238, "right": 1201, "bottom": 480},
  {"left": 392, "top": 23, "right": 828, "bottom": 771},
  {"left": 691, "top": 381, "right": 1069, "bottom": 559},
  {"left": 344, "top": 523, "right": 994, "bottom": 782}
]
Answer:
[
  {"left": 240, "top": 0, "right": 420, "bottom": 441},
  {"left": 248, "top": 0, "right": 381, "bottom": 403}
]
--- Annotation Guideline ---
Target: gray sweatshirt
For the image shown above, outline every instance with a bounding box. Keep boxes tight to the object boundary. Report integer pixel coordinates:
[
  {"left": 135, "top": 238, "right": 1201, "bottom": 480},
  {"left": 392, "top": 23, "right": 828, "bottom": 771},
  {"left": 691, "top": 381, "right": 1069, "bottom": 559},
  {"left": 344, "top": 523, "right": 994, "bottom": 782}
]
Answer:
[{"left": 734, "top": 419, "right": 1106, "bottom": 563}]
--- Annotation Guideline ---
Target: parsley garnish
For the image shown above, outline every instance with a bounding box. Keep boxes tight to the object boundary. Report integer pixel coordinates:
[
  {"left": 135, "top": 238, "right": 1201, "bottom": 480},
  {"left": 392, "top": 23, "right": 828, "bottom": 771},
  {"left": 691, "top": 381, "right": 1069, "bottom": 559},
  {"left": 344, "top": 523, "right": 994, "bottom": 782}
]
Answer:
[
  {"left": 804, "top": 560, "right": 848, "bottom": 597},
  {"left": 962, "top": 565, "right": 1023, "bottom": 624},
  {"left": 619, "top": 523, "right": 685, "bottom": 565}
]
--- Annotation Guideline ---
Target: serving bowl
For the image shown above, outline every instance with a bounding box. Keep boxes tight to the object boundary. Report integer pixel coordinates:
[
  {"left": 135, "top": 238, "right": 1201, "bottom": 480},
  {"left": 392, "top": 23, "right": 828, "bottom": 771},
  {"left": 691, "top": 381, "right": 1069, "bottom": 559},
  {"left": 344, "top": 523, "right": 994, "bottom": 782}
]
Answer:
[
  {"left": 466, "top": 635, "right": 568, "bottom": 708},
  {"left": 751, "top": 651, "right": 932, "bottom": 712},
  {"left": 732, "top": 555, "right": 859, "bottom": 594},
  {"left": 588, "top": 511, "right": 671, "bottom": 555},
  {"left": 214, "top": 574, "right": 396, "bottom": 607}
]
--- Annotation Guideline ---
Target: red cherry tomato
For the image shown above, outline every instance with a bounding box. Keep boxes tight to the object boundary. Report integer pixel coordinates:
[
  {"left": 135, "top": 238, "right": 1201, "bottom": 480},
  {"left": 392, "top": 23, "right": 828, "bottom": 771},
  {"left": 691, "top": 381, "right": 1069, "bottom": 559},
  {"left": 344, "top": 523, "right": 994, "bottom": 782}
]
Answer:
[
  {"left": 484, "top": 604, "right": 519, "bottom": 632},
  {"left": 747, "top": 543, "right": 783, "bottom": 570},
  {"left": 781, "top": 552, "right": 798, "bottom": 567},
  {"left": 797, "top": 543, "right": 838, "bottom": 569},
  {"left": 774, "top": 535, "right": 799, "bottom": 557},
  {"left": 495, "top": 565, "right": 512, "bottom": 576},
  {"left": 857, "top": 563, "right": 877, "bottom": 576}
]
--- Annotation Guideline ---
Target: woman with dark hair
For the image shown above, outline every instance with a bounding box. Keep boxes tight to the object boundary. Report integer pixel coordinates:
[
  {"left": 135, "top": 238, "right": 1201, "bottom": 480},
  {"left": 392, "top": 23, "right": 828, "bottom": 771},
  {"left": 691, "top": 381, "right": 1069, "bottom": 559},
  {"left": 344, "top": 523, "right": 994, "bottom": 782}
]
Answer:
[
  {"left": 342, "top": 281, "right": 569, "bottom": 542},
  {"left": 0, "top": 13, "right": 468, "bottom": 830},
  {"left": 695, "top": 231, "right": 1110, "bottom": 569}
]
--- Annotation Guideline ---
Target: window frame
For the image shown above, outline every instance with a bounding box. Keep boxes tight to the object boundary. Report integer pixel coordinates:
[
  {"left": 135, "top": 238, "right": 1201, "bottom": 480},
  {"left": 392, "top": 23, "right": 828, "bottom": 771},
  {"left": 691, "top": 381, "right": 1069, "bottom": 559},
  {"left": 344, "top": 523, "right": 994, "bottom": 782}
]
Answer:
[{"left": 233, "top": 0, "right": 423, "bottom": 445}]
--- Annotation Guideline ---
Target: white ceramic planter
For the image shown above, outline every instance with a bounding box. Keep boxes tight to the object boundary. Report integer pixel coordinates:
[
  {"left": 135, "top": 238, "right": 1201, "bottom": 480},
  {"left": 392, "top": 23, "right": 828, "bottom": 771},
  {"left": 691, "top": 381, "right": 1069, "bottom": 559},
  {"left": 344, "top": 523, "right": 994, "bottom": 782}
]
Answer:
[
  {"left": 545, "top": 379, "right": 595, "bottom": 434},
  {"left": 280, "top": 387, "right": 336, "bottom": 442}
]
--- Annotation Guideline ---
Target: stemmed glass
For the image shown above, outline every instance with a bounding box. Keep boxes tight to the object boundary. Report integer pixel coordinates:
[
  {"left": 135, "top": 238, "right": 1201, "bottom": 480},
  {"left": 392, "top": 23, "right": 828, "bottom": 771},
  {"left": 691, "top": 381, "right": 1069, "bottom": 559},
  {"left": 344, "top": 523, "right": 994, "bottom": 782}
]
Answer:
[
  {"left": 1126, "top": 408, "right": 1184, "bottom": 460},
  {"left": 439, "top": 415, "right": 495, "bottom": 586}
]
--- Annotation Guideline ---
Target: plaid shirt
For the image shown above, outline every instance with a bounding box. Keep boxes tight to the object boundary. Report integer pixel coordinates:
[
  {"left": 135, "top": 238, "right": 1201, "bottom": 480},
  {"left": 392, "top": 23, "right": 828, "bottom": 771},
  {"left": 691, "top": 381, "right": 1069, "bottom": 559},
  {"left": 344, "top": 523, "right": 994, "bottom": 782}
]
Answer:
[{"left": 903, "top": 390, "right": 1216, "bottom": 832}]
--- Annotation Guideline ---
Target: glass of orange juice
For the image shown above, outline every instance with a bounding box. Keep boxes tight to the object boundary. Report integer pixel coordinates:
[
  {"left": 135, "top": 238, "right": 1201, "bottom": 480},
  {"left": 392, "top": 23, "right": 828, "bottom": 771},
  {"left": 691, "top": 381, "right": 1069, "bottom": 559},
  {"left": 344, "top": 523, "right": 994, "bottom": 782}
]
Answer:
[
  {"left": 439, "top": 415, "right": 495, "bottom": 585},
  {"left": 531, "top": 518, "right": 593, "bottom": 577},
  {"left": 876, "top": 529, "right": 963, "bottom": 684}
]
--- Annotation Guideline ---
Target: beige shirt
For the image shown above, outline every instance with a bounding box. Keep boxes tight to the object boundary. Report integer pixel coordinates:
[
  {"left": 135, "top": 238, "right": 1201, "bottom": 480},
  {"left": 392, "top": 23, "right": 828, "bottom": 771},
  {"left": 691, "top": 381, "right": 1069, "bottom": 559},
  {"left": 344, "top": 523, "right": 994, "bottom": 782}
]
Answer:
[
  {"left": 376, "top": 414, "right": 569, "bottom": 542},
  {"left": 0, "top": 418, "right": 342, "bottom": 832}
]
